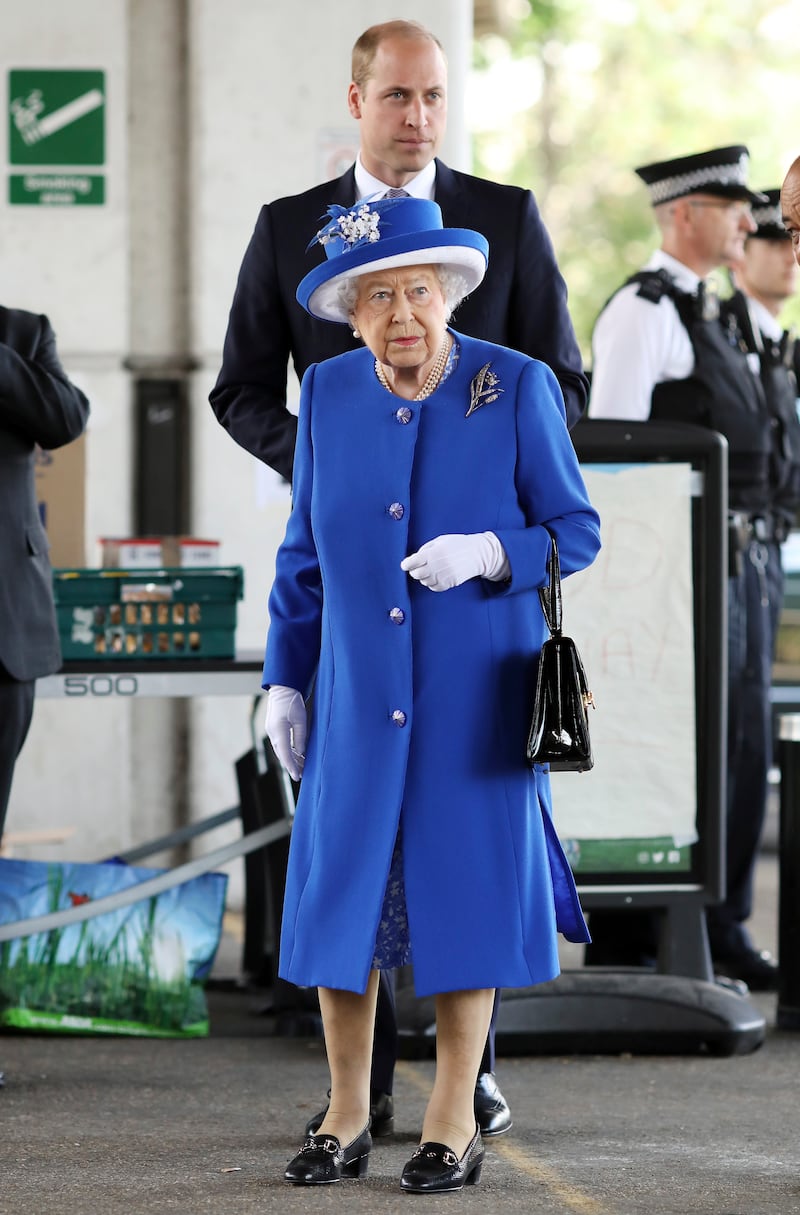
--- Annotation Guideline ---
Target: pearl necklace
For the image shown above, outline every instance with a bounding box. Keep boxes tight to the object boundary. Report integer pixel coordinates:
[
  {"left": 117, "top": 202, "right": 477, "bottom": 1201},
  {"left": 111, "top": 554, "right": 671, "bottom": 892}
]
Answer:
[{"left": 375, "top": 335, "right": 452, "bottom": 401}]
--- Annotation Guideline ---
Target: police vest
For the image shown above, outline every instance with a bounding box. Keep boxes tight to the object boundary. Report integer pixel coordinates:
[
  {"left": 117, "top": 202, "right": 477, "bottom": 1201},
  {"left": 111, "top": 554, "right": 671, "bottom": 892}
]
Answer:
[
  {"left": 720, "top": 289, "right": 800, "bottom": 525},
  {"left": 622, "top": 269, "right": 772, "bottom": 515}
]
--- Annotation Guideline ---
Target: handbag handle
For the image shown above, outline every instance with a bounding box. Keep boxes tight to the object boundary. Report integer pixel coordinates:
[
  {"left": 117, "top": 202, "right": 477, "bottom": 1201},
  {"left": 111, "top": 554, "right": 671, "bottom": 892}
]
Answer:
[{"left": 538, "top": 532, "right": 562, "bottom": 637}]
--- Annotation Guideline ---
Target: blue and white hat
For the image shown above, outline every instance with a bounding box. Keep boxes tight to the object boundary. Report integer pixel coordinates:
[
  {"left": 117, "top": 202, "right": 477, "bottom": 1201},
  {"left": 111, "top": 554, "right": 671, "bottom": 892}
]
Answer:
[
  {"left": 749, "top": 189, "right": 790, "bottom": 240},
  {"left": 635, "top": 145, "right": 768, "bottom": 208},
  {"left": 296, "top": 197, "right": 489, "bottom": 324}
]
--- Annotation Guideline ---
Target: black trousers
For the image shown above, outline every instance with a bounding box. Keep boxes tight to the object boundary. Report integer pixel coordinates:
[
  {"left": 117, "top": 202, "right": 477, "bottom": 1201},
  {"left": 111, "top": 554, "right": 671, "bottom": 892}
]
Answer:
[
  {"left": 371, "top": 971, "right": 499, "bottom": 1094},
  {"left": 0, "top": 664, "right": 36, "bottom": 839},
  {"left": 707, "top": 539, "right": 781, "bottom": 954}
]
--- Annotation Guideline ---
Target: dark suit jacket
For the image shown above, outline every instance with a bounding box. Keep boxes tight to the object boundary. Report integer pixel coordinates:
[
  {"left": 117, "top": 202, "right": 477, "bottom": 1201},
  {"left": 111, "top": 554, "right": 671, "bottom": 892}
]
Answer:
[
  {"left": 0, "top": 307, "right": 90, "bottom": 681},
  {"left": 210, "top": 160, "right": 587, "bottom": 480}
]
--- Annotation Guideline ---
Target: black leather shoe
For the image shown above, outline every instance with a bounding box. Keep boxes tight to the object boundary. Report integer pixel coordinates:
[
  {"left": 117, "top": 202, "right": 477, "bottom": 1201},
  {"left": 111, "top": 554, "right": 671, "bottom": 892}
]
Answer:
[
  {"left": 400, "top": 1125, "right": 484, "bottom": 1193},
  {"left": 714, "top": 948, "right": 779, "bottom": 992},
  {"left": 475, "top": 1071, "right": 512, "bottom": 1136},
  {"left": 305, "top": 1090, "right": 394, "bottom": 1137},
  {"left": 284, "top": 1124, "right": 371, "bottom": 1185}
]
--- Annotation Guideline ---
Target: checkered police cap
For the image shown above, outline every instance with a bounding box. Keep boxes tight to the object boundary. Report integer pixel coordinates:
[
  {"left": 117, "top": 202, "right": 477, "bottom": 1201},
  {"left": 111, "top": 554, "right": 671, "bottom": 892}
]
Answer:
[
  {"left": 635, "top": 146, "right": 768, "bottom": 207},
  {"left": 748, "top": 188, "right": 790, "bottom": 240}
]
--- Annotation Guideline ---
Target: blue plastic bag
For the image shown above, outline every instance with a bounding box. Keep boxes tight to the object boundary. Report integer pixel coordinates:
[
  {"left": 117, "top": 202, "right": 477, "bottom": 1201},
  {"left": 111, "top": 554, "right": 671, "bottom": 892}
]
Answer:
[{"left": 0, "top": 857, "right": 227, "bottom": 1037}]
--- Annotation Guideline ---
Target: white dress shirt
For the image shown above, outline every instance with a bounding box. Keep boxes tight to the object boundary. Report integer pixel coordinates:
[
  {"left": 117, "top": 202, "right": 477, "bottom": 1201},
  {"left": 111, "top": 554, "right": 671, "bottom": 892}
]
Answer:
[
  {"left": 354, "top": 155, "right": 436, "bottom": 202},
  {"left": 589, "top": 250, "right": 701, "bottom": 421}
]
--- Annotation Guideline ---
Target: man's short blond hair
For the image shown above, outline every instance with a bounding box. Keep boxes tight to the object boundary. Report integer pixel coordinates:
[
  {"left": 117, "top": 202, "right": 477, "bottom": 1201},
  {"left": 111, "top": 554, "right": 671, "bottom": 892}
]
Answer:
[{"left": 351, "top": 20, "right": 445, "bottom": 92}]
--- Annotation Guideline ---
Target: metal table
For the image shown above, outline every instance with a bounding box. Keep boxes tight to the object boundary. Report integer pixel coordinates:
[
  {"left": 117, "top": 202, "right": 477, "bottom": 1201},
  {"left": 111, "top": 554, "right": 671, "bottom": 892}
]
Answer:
[
  {"left": 21, "top": 651, "right": 292, "bottom": 987},
  {"left": 35, "top": 651, "right": 264, "bottom": 700}
]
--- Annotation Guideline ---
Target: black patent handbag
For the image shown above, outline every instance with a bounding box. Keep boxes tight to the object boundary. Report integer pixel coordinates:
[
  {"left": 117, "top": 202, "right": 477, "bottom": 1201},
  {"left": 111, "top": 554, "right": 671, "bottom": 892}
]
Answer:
[{"left": 526, "top": 534, "right": 595, "bottom": 772}]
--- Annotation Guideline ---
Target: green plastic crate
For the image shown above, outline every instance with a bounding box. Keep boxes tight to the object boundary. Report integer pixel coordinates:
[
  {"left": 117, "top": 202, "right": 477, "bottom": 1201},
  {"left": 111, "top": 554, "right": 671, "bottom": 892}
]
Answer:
[{"left": 52, "top": 566, "right": 244, "bottom": 660}]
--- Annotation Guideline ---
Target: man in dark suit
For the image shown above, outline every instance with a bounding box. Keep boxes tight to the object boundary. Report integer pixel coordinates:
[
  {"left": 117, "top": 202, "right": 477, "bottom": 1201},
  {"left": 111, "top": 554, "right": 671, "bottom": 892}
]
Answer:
[
  {"left": 210, "top": 18, "right": 587, "bottom": 1139},
  {"left": 210, "top": 20, "right": 586, "bottom": 478},
  {"left": 0, "top": 307, "right": 90, "bottom": 840}
]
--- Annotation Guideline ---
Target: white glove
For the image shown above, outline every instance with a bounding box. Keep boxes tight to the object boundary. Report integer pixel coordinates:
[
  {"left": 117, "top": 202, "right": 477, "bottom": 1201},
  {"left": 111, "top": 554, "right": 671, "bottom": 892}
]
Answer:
[
  {"left": 264, "top": 685, "right": 307, "bottom": 781},
  {"left": 400, "top": 532, "right": 510, "bottom": 591}
]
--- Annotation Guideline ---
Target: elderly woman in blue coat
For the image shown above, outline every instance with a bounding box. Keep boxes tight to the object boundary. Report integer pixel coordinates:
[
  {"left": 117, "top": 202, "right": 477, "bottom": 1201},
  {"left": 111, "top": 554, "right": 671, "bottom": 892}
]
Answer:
[{"left": 263, "top": 197, "right": 600, "bottom": 1193}]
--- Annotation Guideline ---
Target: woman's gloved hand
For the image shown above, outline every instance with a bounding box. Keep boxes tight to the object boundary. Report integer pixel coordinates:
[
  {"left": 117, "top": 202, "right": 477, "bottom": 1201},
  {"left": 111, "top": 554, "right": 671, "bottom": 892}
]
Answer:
[
  {"left": 401, "top": 532, "right": 510, "bottom": 591},
  {"left": 264, "top": 685, "right": 307, "bottom": 781}
]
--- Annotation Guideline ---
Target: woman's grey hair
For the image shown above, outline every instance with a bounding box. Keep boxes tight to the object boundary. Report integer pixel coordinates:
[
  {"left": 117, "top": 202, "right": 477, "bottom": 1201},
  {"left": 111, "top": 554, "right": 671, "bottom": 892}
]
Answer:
[{"left": 338, "top": 264, "right": 471, "bottom": 324}]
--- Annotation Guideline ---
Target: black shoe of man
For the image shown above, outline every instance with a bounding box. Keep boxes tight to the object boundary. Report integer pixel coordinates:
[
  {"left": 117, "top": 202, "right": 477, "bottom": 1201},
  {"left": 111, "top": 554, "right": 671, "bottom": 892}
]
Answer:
[
  {"left": 714, "top": 948, "right": 779, "bottom": 993},
  {"left": 305, "top": 1090, "right": 395, "bottom": 1138},
  {"left": 304, "top": 1073, "right": 512, "bottom": 1139},
  {"left": 475, "top": 1071, "right": 513, "bottom": 1137}
]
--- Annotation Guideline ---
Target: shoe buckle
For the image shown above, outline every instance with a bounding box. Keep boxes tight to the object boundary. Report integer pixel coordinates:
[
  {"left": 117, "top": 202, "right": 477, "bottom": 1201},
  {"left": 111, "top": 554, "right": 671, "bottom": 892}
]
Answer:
[{"left": 300, "top": 1135, "right": 338, "bottom": 1156}]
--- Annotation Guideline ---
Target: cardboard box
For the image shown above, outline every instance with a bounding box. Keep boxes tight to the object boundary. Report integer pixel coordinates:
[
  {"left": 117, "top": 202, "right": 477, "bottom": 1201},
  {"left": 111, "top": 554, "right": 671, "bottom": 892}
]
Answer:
[
  {"left": 165, "top": 538, "right": 221, "bottom": 568},
  {"left": 35, "top": 435, "right": 87, "bottom": 568},
  {"left": 99, "top": 536, "right": 221, "bottom": 569},
  {"left": 99, "top": 538, "right": 162, "bottom": 569}
]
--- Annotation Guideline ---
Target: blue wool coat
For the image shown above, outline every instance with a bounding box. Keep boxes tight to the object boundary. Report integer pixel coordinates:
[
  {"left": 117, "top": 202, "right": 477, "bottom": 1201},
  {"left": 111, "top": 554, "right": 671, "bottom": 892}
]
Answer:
[{"left": 263, "top": 331, "right": 601, "bottom": 997}]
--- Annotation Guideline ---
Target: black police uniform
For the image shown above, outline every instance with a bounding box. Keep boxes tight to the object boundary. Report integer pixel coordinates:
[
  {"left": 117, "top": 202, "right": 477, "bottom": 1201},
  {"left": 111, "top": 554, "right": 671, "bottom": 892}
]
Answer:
[{"left": 587, "top": 268, "right": 791, "bottom": 974}]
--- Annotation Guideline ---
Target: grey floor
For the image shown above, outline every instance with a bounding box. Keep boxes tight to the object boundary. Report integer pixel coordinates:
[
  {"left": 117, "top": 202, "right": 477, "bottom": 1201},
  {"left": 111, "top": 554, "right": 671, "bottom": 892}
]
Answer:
[{"left": 0, "top": 839, "right": 797, "bottom": 1215}]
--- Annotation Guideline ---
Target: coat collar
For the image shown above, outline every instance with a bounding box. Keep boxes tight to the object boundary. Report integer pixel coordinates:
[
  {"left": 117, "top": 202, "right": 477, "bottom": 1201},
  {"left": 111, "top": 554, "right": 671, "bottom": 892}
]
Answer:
[{"left": 325, "top": 166, "right": 356, "bottom": 207}]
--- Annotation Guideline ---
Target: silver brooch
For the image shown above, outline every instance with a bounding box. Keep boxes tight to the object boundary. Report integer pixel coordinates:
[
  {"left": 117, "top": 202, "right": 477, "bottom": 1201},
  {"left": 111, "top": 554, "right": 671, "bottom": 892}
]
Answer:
[{"left": 466, "top": 363, "right": 503, "bottom": 417}]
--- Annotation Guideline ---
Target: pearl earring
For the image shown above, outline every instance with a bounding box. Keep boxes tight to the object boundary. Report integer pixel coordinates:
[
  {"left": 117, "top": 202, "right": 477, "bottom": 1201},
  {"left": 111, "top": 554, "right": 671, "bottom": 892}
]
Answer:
[{"left": 352, "top": 327, "right": 361, "bottom": 339}]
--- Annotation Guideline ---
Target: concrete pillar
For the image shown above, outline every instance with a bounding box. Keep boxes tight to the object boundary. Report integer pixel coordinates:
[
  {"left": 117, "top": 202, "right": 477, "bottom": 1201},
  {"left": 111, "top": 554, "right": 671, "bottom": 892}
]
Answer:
[{"left": 187, "top": 5, "right": 472, "bottom": 906}]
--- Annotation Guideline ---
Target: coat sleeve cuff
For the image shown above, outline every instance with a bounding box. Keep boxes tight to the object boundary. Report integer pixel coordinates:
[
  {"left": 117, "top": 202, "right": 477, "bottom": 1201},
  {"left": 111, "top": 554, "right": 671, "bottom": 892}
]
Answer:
[{"left": 483, "top": 524, "right": 551, "bottom": 596}]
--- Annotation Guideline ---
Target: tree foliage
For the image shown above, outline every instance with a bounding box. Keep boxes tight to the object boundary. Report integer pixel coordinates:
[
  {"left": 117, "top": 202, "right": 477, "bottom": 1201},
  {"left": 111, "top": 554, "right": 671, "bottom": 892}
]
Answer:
[{"left": 470, "top": 0, "right": 800, "bottom": 360}]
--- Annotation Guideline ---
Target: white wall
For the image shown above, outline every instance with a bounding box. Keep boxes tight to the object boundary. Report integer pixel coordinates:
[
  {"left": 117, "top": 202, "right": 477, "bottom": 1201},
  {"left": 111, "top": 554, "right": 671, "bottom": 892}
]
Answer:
[{"left": 5, "top": 0, "right": 473, "bottom": 914}]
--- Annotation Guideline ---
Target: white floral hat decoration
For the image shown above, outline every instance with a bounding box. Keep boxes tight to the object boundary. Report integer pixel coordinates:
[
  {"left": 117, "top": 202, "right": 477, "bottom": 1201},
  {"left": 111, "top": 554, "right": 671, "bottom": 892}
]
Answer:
[{"left": 296, "top": 196, "right": 489, "bottom": 324}]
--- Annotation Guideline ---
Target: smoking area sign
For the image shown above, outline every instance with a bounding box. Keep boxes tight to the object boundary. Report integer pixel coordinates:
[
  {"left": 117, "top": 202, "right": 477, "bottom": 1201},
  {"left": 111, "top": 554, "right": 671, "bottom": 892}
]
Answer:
[{"left": 7, "top": 69, "right": 105, "bottom": 205}]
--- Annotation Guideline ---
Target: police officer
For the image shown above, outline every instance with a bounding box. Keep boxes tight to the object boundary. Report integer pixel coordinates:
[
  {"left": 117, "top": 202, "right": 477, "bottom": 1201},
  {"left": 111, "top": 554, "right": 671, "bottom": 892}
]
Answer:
[
  {"left": 588, "top": 146, "right": 782, "bottom": 991},
  {"left": 724, "top": 186, "right": 800, "bottom": 577},
  {"left": 717, "top": 190, "right": 800, "bottom": 979}
]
